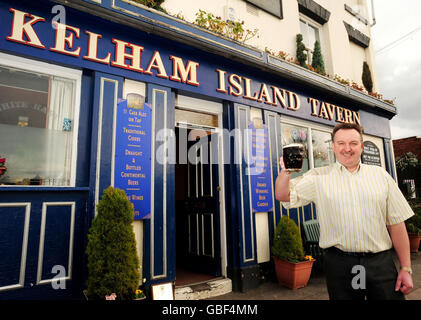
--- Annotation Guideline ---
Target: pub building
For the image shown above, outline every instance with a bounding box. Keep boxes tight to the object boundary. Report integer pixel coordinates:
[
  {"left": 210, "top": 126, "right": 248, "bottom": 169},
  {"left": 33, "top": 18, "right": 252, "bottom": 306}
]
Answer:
[{"left": 0, "top": 0, "right": 396, "bottom": 299}]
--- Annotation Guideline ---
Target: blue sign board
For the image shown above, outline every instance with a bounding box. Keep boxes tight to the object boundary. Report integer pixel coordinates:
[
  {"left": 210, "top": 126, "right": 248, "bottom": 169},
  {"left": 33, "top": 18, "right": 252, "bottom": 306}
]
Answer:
[
  {"left": 114, "top": 95, "right": 152, "bottom": 219},
  {"left": 248, "top": 122, "right": 274, "bottom": 213}
]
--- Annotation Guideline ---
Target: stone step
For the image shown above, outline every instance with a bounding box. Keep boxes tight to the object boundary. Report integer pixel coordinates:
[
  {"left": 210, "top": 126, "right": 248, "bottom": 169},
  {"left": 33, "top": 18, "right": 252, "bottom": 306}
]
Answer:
[{"left": 175, "top": 278, "right": 232, "bottom": 300}]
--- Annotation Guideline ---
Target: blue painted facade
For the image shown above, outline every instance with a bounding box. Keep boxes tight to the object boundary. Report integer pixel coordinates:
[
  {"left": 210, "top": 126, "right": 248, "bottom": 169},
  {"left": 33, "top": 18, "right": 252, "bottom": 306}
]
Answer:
[{"left": 0, "top": 0, "right": 397, "bottom": 298}]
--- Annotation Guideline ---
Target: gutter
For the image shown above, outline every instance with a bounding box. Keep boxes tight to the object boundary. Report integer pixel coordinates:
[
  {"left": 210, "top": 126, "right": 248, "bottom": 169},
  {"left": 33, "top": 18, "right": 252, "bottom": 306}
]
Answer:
[{"left": 370, "top": 0, "right": 377, "bottom": 27}]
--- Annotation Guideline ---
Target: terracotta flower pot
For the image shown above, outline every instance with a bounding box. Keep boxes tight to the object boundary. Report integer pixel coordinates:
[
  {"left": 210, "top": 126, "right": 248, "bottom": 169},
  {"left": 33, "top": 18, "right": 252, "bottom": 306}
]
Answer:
[
  {"left": 273, "top": 257, "right": 315, "bottom": 290},
  {"left": 408, "top": 233, "right": 421, "bottom": 253}
]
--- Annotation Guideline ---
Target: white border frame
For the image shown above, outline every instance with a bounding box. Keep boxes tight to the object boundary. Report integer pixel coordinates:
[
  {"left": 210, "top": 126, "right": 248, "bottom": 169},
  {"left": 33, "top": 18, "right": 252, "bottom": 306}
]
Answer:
[
  {"left": 175, "top": 94, "right": 227, "bottom": 277},
  {"left": 0, "top": 203, "right": 31, "bottom": 292},
  {"left": 150, "top": 88, "right": 167, "bottom": 280},
  {"left": 299, "top": 13, "right": 329, "bottom": 74},
  {"left": 95, "top": 77, "right": 119, "bottom": 211},
  {"left": 236, "top": 105, "right": 255, "bottom": 263},
  {"left": 0, "top": 52, "right": 82, "bottom": 188},
  {"left": 36, "top": 202, "right": 75, "bottom": 286}
]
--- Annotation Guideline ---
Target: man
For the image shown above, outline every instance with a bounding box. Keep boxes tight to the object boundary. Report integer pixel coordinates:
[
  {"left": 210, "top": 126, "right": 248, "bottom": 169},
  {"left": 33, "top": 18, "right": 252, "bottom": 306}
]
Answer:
[{"left": 275, "top": 123, "right": 414, "bottom": 300}]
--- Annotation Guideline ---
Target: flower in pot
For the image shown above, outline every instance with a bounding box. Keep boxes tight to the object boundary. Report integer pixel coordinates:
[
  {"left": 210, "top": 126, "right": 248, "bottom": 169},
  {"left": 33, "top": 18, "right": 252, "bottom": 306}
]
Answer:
[
  {"left": 0, "top": 156, "right": 6, "bottom": 178},
  {"left": 135, "top": 289, "right": 146, "bottom": 300},
  {"left": 272, "top": 216, "right": 315, "bottom": 290}
]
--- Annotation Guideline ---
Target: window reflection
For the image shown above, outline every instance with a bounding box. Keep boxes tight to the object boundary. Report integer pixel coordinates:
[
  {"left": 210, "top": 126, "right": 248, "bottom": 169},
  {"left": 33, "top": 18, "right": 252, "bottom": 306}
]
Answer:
[
  {"left": 281, "top": 123, "right": 309, "bottom": 178},
  {"left": 0, "top": 66, "right": 75, "bottom": 186},
  {"left": 312, "top": 129, "right": 335, "bottom": 168}
]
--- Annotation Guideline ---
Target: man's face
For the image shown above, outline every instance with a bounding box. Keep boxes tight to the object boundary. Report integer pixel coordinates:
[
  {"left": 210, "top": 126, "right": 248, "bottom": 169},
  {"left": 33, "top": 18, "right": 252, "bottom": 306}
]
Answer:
[{"left": 332, "top": 129, "right": 364, "bottom": 170}]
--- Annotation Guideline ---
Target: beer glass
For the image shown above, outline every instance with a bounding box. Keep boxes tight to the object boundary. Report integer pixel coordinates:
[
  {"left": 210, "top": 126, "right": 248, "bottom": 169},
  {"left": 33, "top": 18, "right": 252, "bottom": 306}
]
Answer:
[{"left": 282, "top": 143, "right": 305, "bottom": 172}]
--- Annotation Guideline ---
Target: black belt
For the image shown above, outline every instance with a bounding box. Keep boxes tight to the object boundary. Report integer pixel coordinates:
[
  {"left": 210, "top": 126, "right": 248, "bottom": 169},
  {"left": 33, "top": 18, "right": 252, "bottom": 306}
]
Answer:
[{"left": 324, "top": 246, "right": 388, "bottom": 257}]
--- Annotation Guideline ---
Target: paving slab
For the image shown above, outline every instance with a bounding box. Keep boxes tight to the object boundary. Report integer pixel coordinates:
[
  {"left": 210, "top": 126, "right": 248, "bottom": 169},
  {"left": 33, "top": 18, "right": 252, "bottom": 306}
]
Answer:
[{"left": 211, "top": 252, "right": 421, "bottom": 300}]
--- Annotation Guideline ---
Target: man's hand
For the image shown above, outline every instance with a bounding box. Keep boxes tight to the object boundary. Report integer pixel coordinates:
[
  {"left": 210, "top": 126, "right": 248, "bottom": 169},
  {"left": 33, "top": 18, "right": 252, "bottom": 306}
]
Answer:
[
  {"left": 395, "top": 269, "right": 414, "bottom": 295},
  {"left": 275, "top": 157, "right": 291, "bottom": 202}
]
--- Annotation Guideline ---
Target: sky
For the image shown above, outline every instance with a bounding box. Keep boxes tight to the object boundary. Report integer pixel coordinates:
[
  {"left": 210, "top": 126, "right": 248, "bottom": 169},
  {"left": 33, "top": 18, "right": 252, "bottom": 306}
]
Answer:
[{"left": 369, "top": 0, "right": 421, "bottom": 140}]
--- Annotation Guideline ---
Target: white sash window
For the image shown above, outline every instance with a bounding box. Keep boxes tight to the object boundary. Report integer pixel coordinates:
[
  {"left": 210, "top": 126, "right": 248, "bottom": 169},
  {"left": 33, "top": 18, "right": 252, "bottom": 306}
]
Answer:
[{"left": 0, "top": 53, "right": 81, "bottom": 187}]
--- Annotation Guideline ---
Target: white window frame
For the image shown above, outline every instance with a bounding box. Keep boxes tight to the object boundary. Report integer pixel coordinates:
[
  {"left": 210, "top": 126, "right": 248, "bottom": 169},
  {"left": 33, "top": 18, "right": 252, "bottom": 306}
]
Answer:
[
  {"left": 280, "top": 115, "right": 334, "bottom": 170},
  {"left": 281, "top": 115, "right": 387, "bottom": 170},
  {"left": 299, "top": 14, "right": 324, "bottom": 67},
  {"left": 0, "top": 52, "right": 82, "bottom": 187}
]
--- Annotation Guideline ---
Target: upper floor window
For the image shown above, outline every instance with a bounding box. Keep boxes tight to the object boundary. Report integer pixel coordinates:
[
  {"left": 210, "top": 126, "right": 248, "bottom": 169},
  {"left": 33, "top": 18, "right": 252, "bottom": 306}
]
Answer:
[
  {"left": 0, "top": 53, "right": 81, "bottom": 187},
  {"left": 300, "top": 18, "right": 321, "bottom": 65},
  {"left": 244, "top": 0, "right": 283, "bottom": 19}
]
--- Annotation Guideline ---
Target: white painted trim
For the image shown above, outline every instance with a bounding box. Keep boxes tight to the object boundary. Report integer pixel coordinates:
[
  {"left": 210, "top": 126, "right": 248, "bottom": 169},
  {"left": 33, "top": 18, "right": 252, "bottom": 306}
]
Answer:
[
  {"left": 195, "top": 145, "right": 199, "bottom": 198},
  {"left": 280, "top": 114, "right": 333, "bottom": 134},
  {"left": 265, "top": 111, "right": 280, "bottom": 233},
  {"left": 150, "top": 88, "right": 167, "bottom": 280},
  {"left": 236, "top": 105, "right": 255, "bottom": 263},
  {"left": 110, "top": 83, "right": 119, "bottom": 187},
  {"left": 176, "top": 95, "right": 222, "bottom": 115},
  {"left": 307, "top": 127, "right": 315, "bottom": 170},
  {"left": 36, "top": 202, "right": 75, "bottom": 286},
  {"left": 196, "top": 213, "right": 200, "bottom": 256},
  {"left": 0, "top": 203, "right": 31, "bottom": 292},
  {"left": 210, "top": 140, "right": 213, "bottom": 198},
  {"left": 201, "top": 213, "right": 214, "bottom": 258},
  {"left": 95, "top": 78, "right": 119, "bottom": 213},
  {"left": 0, "top": 52, "right": 82, "bottom": 187},
  {"left": 175, "top": 94, "right": 227, "bottom": 277}
]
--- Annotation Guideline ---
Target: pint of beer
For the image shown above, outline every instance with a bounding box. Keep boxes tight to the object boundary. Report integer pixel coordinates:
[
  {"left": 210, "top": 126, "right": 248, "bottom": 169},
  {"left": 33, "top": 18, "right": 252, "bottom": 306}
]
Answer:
[{"left": 283, "top": 143, "right": 305, "bottom": 172}]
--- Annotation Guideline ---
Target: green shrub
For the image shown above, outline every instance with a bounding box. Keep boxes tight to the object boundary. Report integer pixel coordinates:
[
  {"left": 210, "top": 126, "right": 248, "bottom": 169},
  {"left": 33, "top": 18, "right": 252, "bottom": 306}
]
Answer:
[
  {"left": 406, "top": 223, "right": 421, "bottom": 236},
  {"left": 408, "top": 198, "right": 421, "bottom": 215},
  {"left": 362, "top": 61, "right": 373, "bottom": 93},
  {"left": 296, "top": 34, "right": 308, "bottom": 68},
  {"left": 86, "top": 186, "right": 140, "bottom": 300},
  {"left": 311, "top": 40, "right": 325, "bottom": 74},
  {"left": 272, "top": 216, "right": 305, "bottom": 263},
  {"left": 131, "top": 0, "right": 167, "bottom": 13}
]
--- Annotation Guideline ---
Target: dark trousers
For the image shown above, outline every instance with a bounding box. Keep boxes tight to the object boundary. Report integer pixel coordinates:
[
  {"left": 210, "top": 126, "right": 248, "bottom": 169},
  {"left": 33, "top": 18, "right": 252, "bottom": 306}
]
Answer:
[{"left": 323, "top": 247, "right": 405, "bottom": 300}]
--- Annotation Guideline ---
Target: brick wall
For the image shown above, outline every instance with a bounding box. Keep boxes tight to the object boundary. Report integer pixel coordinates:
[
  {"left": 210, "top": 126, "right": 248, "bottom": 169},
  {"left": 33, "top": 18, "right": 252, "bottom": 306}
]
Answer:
[{"left": 393, "top": 136, "right": 421, "bottom": 159}]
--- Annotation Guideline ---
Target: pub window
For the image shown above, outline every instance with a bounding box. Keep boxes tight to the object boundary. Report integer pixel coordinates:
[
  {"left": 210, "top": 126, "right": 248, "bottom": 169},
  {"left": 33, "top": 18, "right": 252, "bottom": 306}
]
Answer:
[
  {"left": 312, "top": 129, "right": 334, "bottom": 168},
  {"left": 0, "top": 57, "right": 80, "bottom": 186},
  {"left": 281, "top": 123, "right": 310, "bottom": 179},
  {"left": 281, "top": 120, "right": 335, "bottom": 177}
]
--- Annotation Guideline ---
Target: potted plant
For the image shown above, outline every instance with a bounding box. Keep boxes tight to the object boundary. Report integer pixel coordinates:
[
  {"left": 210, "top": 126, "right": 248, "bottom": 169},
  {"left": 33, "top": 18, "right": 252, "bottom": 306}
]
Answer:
[
  {"left": 296, "top": 34, "right": 307, "bottom": 68},
  {"left": 135, "top": 289, "right": 147, "bottom": 300},
  {"left": 0, "top": 156, "right": 6, "bottom": 178},
  {"left": 85, "top": 186, "right": 141, "bottom": 300},
  {"left": 272, "top": 216, "right": 315, "bottom": 290},
  {"left": 406, "top": 221, "right": 421, "bottom": 253}
]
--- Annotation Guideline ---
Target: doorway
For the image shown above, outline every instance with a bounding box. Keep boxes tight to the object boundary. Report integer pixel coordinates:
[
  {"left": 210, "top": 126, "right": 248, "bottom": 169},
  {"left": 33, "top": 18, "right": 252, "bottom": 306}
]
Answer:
[{"left": 174, "top": 106, "right": 223, "bottom": 287}]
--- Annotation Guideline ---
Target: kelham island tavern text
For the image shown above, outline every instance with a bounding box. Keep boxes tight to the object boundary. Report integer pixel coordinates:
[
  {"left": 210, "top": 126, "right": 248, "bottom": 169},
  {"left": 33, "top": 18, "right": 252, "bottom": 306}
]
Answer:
[{"left": 7, "top": 7, "right": 360, "bottom": 126}]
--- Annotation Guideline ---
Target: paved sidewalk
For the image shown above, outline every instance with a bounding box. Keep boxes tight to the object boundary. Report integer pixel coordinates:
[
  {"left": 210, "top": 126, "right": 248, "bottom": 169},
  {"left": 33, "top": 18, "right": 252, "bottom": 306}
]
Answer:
[{"left": 213, "top": 252, "right": 421, "bottom": 300}]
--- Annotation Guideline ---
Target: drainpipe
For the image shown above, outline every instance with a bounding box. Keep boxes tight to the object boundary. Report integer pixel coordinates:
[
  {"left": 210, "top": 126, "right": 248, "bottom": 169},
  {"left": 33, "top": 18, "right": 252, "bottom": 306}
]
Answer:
[{"left": 370, "top": 0, "right": 376, "bottom": 26}]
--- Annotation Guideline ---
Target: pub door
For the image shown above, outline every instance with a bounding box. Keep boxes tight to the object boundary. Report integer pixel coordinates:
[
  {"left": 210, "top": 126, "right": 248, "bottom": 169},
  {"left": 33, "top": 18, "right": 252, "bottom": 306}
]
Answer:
[{"left": 175, "top": 127, "right": 221, "bottom": 279}]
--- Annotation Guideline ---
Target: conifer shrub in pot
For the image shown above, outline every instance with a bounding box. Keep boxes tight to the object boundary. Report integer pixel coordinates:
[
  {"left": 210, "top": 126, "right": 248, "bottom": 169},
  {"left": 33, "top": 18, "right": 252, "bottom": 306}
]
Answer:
[
  {"left": 86, "top": 186, "right": 140, "bottom": 300},
  {"left": 272, "top": 216, "right": 314, "bottom": 289}
]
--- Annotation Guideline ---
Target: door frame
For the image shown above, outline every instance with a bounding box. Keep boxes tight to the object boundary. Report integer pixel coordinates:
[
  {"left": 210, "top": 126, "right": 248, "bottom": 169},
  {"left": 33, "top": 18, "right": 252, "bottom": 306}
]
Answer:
[{"left": 175, "top": 94, "right": 227, "bottom": 278}]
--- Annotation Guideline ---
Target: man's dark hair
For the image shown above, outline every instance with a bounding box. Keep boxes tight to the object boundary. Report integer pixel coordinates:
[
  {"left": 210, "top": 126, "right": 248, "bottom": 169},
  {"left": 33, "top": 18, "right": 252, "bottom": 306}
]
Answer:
[{"left": 331, "top": 123, "right": 364, "bottom": 142}]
